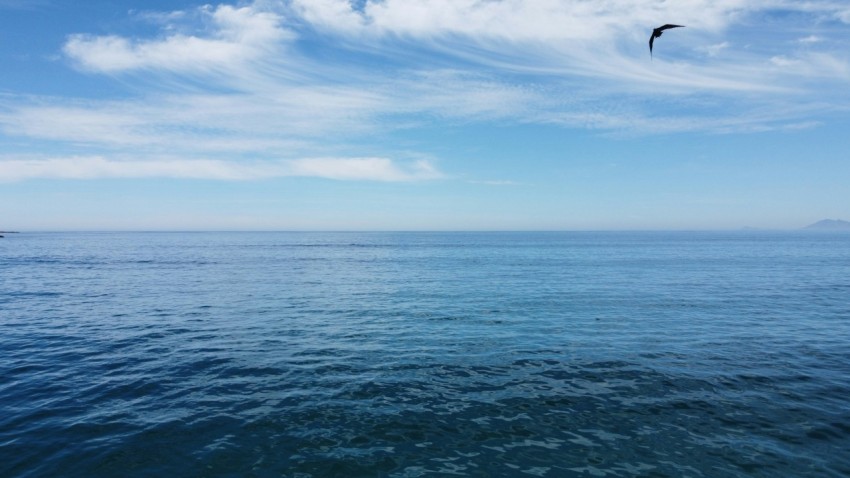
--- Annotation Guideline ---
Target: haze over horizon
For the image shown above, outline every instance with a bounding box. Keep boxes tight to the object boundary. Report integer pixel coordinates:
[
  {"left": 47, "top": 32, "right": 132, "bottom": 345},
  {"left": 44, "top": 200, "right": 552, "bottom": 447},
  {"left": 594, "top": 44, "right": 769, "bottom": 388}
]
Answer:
[
  {"left": 2, "top": 221, "right": 849, "bottom": 233},
  {"left": 2, "top": 1, "right": 850, "bottom": 231}
]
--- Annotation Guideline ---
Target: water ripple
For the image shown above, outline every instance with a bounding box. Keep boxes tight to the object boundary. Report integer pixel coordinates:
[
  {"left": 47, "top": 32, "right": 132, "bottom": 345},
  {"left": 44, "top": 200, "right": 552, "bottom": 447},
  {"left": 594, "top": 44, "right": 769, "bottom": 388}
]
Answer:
[{"left": 2, "top": 232, "right": 849, "bottom": 477}]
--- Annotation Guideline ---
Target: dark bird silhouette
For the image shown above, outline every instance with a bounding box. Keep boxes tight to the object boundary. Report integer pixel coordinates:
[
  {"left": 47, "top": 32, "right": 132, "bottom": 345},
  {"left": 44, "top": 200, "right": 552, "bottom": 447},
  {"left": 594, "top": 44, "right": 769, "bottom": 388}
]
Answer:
[{"left": 649, "top": 24, "right": 684, "bottom": 57}]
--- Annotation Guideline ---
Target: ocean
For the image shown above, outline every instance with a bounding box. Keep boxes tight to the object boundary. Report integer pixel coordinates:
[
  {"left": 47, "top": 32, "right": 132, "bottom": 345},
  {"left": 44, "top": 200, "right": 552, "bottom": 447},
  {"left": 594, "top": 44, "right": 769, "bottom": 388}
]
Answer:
[{"left": 1, "top": 231, "right": 848, "bottom": 477}]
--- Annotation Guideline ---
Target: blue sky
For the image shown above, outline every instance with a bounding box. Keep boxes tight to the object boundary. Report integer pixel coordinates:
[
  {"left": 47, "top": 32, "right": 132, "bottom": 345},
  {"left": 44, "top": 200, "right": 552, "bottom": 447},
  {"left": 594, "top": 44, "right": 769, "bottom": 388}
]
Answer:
[{"left": 1, "top": 0, "right": 849, "bottom": 230}]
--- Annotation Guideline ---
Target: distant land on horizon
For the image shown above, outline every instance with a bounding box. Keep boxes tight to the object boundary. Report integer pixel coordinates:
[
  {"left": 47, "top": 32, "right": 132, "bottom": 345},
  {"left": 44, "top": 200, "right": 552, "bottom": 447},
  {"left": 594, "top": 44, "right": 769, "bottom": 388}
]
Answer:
[{"left": 804, "top": 219, "right": 850, "bottom": 230}]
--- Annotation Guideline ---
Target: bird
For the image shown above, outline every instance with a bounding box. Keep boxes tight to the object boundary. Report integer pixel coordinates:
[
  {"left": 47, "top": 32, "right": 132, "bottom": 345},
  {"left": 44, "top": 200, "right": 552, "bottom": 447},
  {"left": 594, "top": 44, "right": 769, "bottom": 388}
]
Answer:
[{"left": 649, "top": 24, "right": 684, "bottom": 57}]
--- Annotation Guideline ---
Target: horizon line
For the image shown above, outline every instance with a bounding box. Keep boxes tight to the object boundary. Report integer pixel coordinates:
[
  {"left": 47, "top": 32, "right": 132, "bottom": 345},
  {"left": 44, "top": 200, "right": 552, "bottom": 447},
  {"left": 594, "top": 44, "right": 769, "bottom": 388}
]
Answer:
[{"left": 3, "top": 227, "right": 840, "bottom": 234}]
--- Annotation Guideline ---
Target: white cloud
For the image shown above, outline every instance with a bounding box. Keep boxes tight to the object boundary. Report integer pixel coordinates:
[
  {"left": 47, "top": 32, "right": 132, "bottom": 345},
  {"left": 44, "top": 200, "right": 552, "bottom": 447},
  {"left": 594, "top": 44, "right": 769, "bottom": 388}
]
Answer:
[
  {"left": 63, "top": 4, "right": 290, "bottom": 73},
  {"left": 0, "top": 0, "right": 847, "bottom": 187},
  {"left": 56, "top": 1, "right": 850, "bottom": 95},
  {"left": 391, "top": 70, "right": 538, "bottom": 120},
  {"left": 0, "top": 156, "right": 443, "bottom": 182},
  {"left": 288, "top": 157, "right": 442, "bottom": 181},
  {"left": 282, "top": 0, "right": 850, "bottom": 96},
  {"left": 701, "top": 42, "right": 730, "bottom": 57},
  {"left": 468, "top": 179, "right": 522, "bottom": 186},
  {"left": 798, "top": 35, "right": 822, "bottom": 44},
  {"left": 0, "top": 102, "right": 149, "bottom": 146},
  {"left": 770, "top": 55, "right": 798, "bottom": 68},
  {"left": 0, "top": 85, "right": 389, "bottom": 154},
  {"left": 292, "top": 0, "right": 743, "bottom": 41},
  {"left": 289, "top": 0, "right": 365, "bottom": 32},
  {"left": 769, "top": 52, "right": 850, "bottom": 79}
]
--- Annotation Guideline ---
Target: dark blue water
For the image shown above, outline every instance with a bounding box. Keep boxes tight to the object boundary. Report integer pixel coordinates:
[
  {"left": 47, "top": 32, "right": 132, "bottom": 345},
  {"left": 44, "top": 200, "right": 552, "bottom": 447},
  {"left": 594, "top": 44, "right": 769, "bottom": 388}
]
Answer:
[{"left": 1, "top": 232, "right": 849, "bottom": 477}]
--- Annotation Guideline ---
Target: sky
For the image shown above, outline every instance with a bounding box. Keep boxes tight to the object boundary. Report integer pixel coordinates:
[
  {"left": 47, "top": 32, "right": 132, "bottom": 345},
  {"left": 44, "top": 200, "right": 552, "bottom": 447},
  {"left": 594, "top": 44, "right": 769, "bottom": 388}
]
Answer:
[{"left": 1, "top": 0, "right": 849, "bottom": 231}]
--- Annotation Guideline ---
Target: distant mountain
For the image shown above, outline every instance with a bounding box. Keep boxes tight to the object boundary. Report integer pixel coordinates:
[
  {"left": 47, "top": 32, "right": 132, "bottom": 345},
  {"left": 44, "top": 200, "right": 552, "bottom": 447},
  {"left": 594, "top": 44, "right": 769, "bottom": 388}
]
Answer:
[{"left": 804, "top": 219, "right": 850, "bottom": 230}]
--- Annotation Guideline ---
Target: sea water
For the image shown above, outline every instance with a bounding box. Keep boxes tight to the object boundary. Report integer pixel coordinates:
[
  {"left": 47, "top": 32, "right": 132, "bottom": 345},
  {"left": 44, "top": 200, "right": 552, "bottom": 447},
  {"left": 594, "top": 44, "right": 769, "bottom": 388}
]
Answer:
[{"left": 1, "top": 231, "right": 848, "bottom": 477}]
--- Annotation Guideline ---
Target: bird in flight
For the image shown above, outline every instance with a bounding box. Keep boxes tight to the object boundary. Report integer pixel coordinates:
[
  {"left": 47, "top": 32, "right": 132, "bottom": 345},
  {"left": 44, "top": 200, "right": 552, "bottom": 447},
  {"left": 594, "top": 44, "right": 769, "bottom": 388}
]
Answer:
[{"left": 649, "top": 24, "right": 684, "bottom": 57}]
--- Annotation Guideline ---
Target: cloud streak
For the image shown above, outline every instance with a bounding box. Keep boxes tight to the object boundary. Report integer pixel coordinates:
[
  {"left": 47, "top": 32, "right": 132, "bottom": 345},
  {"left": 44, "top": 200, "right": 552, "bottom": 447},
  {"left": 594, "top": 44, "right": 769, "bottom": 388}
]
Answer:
[
  {"left": 1, "top": 1, "right": 849, "bottom": 183},
  {"left": 0, "top": 156, "right": 442, "bottom": 182}
]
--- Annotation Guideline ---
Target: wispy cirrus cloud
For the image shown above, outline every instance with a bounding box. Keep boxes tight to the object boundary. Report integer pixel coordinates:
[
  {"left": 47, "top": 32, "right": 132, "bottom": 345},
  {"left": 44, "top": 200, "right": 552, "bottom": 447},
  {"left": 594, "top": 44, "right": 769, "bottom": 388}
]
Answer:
[
  {"left": 48, "top": 0, "right": 850, "bottom": 102},
  {"left": 57, "top": 0, "right": 850, "bottom": 92},
  {"left": 1, "top": 0, "right": 849, "bottom": 184},
  {"left": 292, "top": 0, "right": 850, "bottom": 91},
  {"left": 0, "top": 156, "right": 442, "bottom": 182},
  {"left": 0, "top": 86, "right": 388, "bottom": 152},
  {"left": 292, "top": 0, "right": 739, "bottom": 40}
]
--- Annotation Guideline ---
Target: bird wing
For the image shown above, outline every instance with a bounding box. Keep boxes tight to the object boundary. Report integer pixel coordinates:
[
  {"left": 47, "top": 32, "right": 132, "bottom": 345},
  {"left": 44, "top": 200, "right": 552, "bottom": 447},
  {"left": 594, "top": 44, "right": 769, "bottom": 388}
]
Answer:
[
  {"left": 659, "top": 24, "right": 684, "bottom": 31},
  {"left": 649, "top": 25, "right": 683, "bottom": 55}
]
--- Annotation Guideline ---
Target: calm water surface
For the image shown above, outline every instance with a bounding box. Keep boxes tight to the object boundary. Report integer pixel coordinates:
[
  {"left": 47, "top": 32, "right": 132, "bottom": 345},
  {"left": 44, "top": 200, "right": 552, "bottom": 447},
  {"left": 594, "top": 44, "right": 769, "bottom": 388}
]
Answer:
[{"left": 1, "top": 232, "right": 849, "bottom": 477}]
